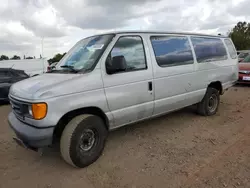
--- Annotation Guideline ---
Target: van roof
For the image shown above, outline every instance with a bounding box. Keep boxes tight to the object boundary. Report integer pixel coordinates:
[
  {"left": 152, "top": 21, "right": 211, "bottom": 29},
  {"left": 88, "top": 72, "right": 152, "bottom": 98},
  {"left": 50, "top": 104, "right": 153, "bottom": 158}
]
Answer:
[{"left": 91, "top": 30, "right": 229, "bottom": 38}]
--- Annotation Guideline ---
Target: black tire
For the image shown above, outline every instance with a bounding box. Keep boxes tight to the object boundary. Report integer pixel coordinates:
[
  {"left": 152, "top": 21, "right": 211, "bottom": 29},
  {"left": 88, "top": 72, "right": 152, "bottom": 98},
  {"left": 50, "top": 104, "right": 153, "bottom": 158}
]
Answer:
[
  {"left": 60, "top": 114, "right": 108, "bottom": 168},
  {"left": 197, "top": 87, "right": 220, "bottom": 116}
]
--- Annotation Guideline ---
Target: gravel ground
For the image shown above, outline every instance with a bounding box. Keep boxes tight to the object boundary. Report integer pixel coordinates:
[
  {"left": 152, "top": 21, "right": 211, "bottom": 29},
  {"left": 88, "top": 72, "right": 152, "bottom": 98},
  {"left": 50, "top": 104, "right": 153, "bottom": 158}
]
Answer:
[{"left": 0, "top": 85, "right": 250, "bottom": 188}]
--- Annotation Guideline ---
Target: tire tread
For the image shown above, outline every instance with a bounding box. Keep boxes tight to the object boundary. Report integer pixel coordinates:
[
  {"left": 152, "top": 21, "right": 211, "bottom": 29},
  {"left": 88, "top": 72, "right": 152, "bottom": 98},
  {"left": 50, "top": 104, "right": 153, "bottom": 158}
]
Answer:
[
  {"left": 60, "top": 114, "right": 91, "bottom": 168},
  {"left": 197, "top": 87, "right": 220, "bottom": 116}
]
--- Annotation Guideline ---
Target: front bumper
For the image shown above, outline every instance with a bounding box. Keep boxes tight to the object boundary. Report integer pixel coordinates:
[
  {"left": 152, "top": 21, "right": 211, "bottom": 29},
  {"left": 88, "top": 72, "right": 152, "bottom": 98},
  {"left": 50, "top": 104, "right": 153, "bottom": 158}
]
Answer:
[{"left": 8, "top": 112, "right": 55, "bottom": 149}]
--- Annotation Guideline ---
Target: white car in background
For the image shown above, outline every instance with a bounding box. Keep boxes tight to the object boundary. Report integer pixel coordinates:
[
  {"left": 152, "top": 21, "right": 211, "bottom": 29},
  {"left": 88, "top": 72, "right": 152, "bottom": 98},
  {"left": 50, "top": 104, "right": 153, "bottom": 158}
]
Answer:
[{"left": 0, "top": 58, "right": 49, "bottom": 76}]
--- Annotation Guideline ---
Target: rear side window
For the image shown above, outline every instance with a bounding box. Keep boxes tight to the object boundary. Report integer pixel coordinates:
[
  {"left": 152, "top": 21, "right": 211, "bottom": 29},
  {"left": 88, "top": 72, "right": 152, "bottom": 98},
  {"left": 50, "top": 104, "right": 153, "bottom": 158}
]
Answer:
[
  {"left": 150, "top": 36, "right": 194, "bottom": 67},
  {"left": 191, "top": 37, "right": 227, "bottom": 63},
  {"left": 224, "top": 39, "right": 237, "bottom": 59},
  {"left": 242, "top": 55, "right": 250, "bottom": 62}
]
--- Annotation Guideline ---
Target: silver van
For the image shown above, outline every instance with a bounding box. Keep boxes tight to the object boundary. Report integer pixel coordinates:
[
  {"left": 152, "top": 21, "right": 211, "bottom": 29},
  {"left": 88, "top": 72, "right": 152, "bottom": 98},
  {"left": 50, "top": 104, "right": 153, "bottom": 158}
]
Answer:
[{"left": 8, "top": 31, "right": 238, "bottom": 168}]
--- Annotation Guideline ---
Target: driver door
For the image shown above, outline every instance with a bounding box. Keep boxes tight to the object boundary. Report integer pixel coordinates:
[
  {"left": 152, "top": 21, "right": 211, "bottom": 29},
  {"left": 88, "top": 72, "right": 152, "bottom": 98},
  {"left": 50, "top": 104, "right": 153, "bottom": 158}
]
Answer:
[{"left": 101, "top": 35, "right": 154, "bottom": 128}]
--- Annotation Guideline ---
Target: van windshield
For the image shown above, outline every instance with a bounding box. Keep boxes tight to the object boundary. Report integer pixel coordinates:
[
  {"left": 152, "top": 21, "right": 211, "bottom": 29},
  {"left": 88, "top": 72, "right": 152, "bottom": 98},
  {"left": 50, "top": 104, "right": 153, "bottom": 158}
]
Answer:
[{"left": 56, "top": 34, "right": 115, "bottom": 73}]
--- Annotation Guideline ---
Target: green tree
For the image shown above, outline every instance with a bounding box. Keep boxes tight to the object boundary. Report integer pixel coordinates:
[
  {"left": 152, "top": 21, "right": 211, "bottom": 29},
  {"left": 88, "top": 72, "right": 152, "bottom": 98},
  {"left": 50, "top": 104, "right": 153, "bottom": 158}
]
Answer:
[
  {"left": 228, "top": 21, "right": 250, "bottom": 50},
  {"left": 0, "top": 55, "right": 9, "bottom": 61},
  {"left": 10, "top": 55, "right": 21, "bottom": 60},
  {"left": 48, "top": 52, "right": 66, "bottom": 64}
]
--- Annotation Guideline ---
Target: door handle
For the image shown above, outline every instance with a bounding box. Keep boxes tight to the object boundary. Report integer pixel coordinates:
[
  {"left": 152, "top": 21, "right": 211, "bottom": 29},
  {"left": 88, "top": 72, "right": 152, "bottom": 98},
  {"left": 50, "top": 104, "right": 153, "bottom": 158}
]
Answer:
[{"left": 148, "top": 81, "right": 153, "bottom": 91}]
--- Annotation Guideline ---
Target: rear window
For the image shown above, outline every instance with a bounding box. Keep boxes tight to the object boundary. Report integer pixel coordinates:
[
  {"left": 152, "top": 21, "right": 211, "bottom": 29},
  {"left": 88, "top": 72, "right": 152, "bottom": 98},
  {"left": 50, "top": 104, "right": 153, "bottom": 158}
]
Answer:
[
  {"left": 191, "top": 37, "right": 227, "bottom": 63},
  {"left": 238, "top": 52, "right": 249, "bottom": 58},
  {"left": 224, "top": 39, "right": 237, "bottom": 59},
  {"left": 150, "top": 35, "right": 194, "bottom": 67},
  {"left": 242, "top": 55, "right": 250, "bottom": 62}
]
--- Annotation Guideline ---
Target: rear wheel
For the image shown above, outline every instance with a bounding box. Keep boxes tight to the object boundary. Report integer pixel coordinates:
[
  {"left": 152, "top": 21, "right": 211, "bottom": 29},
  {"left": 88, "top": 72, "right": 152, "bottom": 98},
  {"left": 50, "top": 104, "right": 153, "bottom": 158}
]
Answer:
[
  {"left": 197, "top": 87, "right": 220, "bottom": 116},
  {"left": 60, "top": 114, "right": 108, "bottom": 168}
]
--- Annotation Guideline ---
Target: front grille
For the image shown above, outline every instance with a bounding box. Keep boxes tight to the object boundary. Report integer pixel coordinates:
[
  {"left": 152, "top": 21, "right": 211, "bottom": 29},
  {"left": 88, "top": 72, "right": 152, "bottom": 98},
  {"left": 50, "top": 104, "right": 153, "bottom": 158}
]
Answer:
[{"left": 9, "top": 96, "right": 29, "bottom": 120}]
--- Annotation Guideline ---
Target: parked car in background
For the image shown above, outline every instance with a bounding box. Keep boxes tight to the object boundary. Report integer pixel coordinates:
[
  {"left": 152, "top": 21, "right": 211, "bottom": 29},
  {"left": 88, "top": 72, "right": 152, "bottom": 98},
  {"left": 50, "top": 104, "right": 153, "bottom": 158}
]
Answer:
[
  {"left": 0, "top": 58, "right": 49, "bottom": 77},
  {"left": 238, "top": 54, "right": 250, "bottom": 84},
  {"left": 0, "top": 68, "right": 29, "bottom": 101},
  {"left": 238, "top": 51, "right": 250, "bottom": 62},
  {"left": 8, "top": 31, "right": 238, "bottom": 168}
]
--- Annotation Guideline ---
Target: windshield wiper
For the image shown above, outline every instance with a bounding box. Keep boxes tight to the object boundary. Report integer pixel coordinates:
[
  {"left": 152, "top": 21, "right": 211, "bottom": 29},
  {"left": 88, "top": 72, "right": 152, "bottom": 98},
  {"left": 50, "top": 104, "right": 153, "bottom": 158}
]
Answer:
[{"left": 60, "top": 65, "right": 78, "bottom": 73}]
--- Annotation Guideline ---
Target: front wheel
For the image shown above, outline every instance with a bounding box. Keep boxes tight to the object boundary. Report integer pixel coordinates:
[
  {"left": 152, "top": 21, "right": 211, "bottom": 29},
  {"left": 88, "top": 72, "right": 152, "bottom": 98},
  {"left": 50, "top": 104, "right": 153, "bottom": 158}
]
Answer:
[
  {"left": 60, "top": 114, "right": 108, "bottom": 168},
  {"left": 197, "top": 87, "right": 220, "bottom": 116}
]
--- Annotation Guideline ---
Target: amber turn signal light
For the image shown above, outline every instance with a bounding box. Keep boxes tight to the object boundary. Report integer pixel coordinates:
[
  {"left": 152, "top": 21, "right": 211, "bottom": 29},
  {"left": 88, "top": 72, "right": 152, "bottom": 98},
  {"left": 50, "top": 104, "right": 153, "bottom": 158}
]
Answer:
[{"left": 32, "top": 103, "right": 47, "bottom": 120}]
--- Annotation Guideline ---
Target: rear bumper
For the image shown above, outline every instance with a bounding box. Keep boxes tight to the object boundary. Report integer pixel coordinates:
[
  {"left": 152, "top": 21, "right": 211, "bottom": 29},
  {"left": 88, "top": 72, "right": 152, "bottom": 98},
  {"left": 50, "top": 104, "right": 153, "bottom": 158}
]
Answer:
[
  {"left": 0, "top": 88, "right": 9, "bottom": 100},
  {"left": 238, "top": 73, "right": 250, "bottom": 84},
  {"left": 8, "top": 112, "right": 55, "bottom": 149}
]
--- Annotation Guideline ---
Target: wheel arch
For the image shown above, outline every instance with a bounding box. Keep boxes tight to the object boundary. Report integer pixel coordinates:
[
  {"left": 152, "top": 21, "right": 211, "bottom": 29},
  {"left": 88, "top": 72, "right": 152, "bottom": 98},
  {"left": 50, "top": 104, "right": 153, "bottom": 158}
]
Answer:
[
  {"left": 53, "top": 106, "right": 109, "bottom": 144},
  {"left": 208, "top": 81, "right": 223, "bottom": 95}
]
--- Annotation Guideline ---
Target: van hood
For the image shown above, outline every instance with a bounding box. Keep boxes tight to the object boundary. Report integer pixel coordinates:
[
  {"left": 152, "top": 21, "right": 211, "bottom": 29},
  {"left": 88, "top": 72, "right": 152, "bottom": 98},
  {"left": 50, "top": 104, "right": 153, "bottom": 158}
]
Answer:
[{"left": 9, "top": 73, "right": 82, "bottom": 100}]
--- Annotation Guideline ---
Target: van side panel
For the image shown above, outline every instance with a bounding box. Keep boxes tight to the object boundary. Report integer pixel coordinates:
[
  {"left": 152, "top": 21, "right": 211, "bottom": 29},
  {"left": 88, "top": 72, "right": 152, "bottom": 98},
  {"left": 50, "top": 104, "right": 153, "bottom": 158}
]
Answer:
[
  {"left": 189, "top": 37, "right": 238, "bottom": 95},
  {"left": 100, "top": 34, "right": 154, "bottom": 129},
  {"left": 147, "top": 34, "right": 201, "bottom": 116},
  {"left": 193, "top": 62, "right": 237, "bottom": 92}
]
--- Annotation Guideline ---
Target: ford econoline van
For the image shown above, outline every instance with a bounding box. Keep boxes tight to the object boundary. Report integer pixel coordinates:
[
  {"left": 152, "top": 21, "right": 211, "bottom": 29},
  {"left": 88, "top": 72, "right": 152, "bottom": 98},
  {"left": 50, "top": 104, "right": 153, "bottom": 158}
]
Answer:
[{"left": 8, "top": 31, "right": 238, "bottom": 168}]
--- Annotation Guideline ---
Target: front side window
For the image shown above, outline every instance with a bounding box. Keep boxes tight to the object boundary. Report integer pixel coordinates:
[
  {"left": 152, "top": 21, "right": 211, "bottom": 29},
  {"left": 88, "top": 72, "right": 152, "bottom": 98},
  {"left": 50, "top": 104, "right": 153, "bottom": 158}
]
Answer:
[
  {"left": 57, "top": 34, "right": 115, "bottom": 72},
  {"left": 150, "top": 35, "right": 194, "bottom": 67},
  {"left": 191, "top": 37, "right": 227, "bottom": 63},
  {"left": 106, "top": 36, "right": 147, "bottom": 74},
  {"left": 224, "top": 39, "right": 237, "bottom": 59}
]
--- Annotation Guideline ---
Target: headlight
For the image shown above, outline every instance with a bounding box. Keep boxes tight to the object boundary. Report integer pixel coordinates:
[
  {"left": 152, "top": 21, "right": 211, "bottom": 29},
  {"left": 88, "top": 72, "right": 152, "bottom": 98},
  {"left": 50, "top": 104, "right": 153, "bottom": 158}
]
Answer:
[
  {"left": 28, "top": 105, "right": 33, "bottom": 116},
  {"left": 30, "top": 103, "right": 47, "bottom": 120}
]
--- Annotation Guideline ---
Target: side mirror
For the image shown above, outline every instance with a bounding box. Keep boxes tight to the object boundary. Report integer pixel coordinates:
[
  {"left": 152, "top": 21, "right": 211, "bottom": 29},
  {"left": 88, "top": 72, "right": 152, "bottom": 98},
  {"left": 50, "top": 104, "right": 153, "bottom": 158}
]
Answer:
[{"left": 106, "top": 55, "right": 127, "bottom": 74}]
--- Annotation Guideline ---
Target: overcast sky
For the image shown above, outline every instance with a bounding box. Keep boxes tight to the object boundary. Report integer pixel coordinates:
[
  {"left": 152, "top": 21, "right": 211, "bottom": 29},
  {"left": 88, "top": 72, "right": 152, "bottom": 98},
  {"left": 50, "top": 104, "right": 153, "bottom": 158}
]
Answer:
[{"left": 0, "top": 0, "right": 249, "bottom": 59}]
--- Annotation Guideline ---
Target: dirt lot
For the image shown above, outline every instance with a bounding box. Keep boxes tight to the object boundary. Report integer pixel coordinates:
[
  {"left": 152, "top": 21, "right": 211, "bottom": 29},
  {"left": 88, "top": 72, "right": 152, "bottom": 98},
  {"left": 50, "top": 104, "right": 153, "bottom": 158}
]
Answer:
[{"left": 0, "top": 86, "right": 250, "bottom": 188}]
